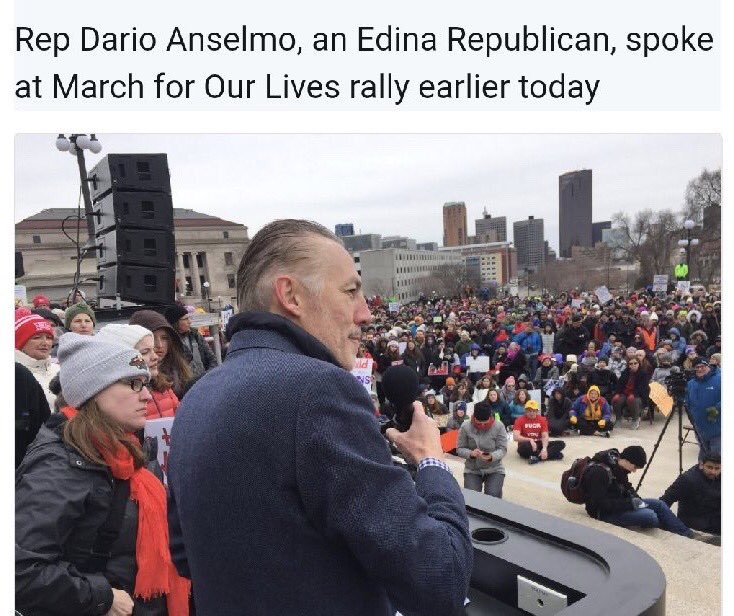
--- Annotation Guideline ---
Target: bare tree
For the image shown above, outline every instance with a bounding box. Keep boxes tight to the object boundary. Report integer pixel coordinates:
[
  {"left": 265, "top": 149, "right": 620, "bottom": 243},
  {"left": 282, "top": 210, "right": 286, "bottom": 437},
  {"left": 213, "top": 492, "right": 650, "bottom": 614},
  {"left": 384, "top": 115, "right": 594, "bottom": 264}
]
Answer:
[
  {"left": 418, "top": 264, "right": 468, "bottom": 297},
  {"left": 683, "top": 168, "right": 721, "bottom": 223}
]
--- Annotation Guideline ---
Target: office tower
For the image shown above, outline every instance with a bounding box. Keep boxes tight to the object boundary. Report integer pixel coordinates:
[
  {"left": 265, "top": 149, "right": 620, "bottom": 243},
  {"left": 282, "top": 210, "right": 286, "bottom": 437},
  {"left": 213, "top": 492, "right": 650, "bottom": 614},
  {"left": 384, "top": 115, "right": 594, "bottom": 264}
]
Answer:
[
  {"left": 475, "top": 209, "right": 507, "bottom": 243},
  {"left": 592, "top": 221, "right": 611, "bottom": 245},
  {"left": 335, "top": 223, "right": 355, "bottom": 237},
  {"left": 559, "top": 169, "right": 593, "bottom": 258},
  {"left": 443, "top": 202, "right": 468, "bottom": 247},
  {"left": 513, "top": 216, "right": 545, "bottom": 272}
]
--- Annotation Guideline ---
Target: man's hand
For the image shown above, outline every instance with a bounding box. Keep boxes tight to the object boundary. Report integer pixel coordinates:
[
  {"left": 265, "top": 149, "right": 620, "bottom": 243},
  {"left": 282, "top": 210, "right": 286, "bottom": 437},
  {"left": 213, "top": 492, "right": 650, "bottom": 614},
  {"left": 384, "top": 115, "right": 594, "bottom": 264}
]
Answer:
[
  {"left": 471, "top": 448, "right": 484, "bottom": 458},
  {"left": 529, "top": 440, "right": 538, "bottom": 453},
  {"left": 480, "top": 452, "right": 493, "bottom": 462},
  {"left": 539, "top": 449, "right": 548, "bottom": 461},
  {"left": 386, "top": 402, "right": 444, "bottom": 465},
  {"left": 106, "top": 589, "right": 134, "bottom": 616}
]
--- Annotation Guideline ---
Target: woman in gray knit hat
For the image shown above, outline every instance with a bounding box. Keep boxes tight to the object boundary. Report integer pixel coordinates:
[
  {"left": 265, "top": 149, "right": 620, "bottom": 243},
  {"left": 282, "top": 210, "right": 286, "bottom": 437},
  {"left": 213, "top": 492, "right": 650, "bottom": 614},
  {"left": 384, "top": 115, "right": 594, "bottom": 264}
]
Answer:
[{"left": 16, "top": 332, "right": 192, "bottom": 616}]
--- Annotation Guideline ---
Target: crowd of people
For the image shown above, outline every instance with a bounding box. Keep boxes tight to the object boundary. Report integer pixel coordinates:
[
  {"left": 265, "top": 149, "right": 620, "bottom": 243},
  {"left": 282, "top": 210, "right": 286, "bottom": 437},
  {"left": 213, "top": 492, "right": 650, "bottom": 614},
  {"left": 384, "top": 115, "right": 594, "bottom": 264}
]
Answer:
[{"left": 14, "top": 266, "right": 722, "bottom": 613}]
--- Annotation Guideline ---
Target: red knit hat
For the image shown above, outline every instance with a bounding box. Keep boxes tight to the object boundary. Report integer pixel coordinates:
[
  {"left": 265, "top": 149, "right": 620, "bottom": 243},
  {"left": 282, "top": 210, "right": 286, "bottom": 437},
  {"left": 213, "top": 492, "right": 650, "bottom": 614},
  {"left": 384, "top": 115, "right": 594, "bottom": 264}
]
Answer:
[
  {"left": 15, "top": 314, "right": 54, "bottom": 350},
  {"left": 32, "top": 294, "right": 50, "bottom": 308}
]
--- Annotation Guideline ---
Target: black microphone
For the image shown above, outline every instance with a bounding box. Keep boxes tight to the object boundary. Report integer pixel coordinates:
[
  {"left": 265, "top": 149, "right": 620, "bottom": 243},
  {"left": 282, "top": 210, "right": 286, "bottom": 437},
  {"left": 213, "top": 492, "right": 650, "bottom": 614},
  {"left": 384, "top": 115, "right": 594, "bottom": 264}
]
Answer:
[{"left": 382, "top": 365, "right": 420, "bottom": 432}]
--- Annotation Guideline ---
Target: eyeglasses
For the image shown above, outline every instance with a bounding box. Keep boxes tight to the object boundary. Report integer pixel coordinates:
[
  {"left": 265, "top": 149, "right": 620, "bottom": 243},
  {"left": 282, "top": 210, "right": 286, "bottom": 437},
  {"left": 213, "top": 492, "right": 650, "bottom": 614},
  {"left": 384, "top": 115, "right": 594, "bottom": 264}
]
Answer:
[{"left": 123, "top": 378, "right": 150, "bottom": 392}]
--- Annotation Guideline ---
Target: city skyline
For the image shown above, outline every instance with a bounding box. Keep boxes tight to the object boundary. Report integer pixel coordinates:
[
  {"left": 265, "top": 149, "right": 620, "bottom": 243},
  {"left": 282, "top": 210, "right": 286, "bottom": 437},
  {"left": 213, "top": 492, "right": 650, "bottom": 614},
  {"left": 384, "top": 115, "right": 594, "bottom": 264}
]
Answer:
[{"left": 15, "top": 134, "right": 721, "bottom": 253}]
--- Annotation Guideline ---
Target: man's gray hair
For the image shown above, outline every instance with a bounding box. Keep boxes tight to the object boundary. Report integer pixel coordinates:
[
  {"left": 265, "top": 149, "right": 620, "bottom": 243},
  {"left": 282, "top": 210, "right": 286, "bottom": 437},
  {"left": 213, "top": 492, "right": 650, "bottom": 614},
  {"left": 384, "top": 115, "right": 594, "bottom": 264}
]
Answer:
[{"left": 236, "top": 219, "right": 340, "bottom": 312}]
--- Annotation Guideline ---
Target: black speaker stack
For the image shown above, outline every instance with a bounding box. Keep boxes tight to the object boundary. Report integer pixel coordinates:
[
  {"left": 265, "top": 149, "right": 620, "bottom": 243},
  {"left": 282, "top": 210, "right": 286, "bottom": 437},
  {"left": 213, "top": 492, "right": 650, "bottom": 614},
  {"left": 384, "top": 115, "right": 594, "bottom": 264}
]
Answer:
[{"left": 88, "top": 154, "right": 176, "bottom": 305}]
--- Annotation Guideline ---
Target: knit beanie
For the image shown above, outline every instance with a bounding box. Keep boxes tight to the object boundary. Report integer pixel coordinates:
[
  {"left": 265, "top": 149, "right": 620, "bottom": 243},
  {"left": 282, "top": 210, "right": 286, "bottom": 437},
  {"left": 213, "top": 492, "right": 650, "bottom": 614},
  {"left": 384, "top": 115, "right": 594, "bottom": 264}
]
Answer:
[
  {"left": 164, "top": 304, "right": 189, "bottom": 326},
  {"left": 65, "top": 302, "right": 96, "bottom": 330},
  {"left": 587, "top": 385, "right": 601, "bottom": 396},
  {"left": 32, "top": 294, "right": 50, "bottom": 308},
  {"left": 620, "top": 445, "right": 647, "bottom": 468},
  {"left": 96, "top": 324, "right": 154, "bottom": 350},
  {"left": 15, "top": 314, "right": 54, "bottom": 350},
  {"left": 58, "top": 332, "right": 150, "bottom": 408},
  {"left": 129, "top": 309, "right": 184, "bottom": 353},
  {"left": 32, "top": 307, "right": 64, "bottom": 328}
]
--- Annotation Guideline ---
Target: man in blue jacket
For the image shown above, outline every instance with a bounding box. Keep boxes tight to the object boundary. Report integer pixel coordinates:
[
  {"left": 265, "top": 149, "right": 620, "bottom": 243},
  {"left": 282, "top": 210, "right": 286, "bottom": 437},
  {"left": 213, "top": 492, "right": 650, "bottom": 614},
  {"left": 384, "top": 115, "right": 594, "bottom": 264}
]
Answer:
[
  {"left": 686, "top": 357, "right": 721, "bottom": 461},
  {"left": 168, "top": 219, "right": 473, "bottom": 616},
  {"left": 514, "top": 322, "right": 542, "bottom": 379}
]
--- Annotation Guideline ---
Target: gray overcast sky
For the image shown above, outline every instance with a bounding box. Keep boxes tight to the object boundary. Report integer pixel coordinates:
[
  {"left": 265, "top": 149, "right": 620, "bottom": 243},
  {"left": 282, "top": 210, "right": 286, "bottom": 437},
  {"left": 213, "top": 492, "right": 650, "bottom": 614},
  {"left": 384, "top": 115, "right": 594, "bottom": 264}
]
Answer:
[{"left": 14, "top": 134, "right": 721, "bottom": 252}]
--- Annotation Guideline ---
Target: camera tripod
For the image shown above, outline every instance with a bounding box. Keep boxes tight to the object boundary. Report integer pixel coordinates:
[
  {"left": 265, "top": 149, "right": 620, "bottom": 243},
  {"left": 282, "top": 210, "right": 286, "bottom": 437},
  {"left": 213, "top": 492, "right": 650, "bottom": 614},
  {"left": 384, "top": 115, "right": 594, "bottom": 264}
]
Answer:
[{"left": 635, "top": 394, "right": 698, "bottom": 493}]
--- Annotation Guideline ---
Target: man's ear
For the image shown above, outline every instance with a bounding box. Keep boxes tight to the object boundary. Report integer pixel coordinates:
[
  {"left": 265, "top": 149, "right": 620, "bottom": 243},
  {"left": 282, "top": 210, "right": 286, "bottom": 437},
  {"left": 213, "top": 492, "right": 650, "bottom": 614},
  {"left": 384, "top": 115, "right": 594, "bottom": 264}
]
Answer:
[{"left": 272, "top": 275, "right": 304, "bottom": 318}]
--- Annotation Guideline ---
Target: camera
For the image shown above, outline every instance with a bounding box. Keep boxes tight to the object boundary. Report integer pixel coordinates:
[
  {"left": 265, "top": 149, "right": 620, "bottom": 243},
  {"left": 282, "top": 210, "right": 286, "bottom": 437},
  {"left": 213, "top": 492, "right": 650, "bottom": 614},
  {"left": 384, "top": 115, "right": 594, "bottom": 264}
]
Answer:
[{"left": 664, "top": 366, "right": 691, "bottom": 398}]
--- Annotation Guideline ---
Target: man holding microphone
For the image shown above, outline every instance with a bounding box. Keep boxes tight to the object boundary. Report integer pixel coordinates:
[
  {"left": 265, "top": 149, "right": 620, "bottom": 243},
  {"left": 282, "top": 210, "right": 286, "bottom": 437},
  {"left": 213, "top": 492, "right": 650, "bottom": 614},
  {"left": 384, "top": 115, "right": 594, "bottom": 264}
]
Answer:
[{"left": 168, "top": 220, "right": 473, "bottom": 616}]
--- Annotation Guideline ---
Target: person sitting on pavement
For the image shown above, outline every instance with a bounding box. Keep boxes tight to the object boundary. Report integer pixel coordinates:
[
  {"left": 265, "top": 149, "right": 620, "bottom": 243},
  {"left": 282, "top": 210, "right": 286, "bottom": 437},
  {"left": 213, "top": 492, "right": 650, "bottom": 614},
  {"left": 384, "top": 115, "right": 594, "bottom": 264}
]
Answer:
[
  {"left": 685, "top": 356, "right": 721, "bottom": 461},
  {"left": 456, "top": 400, "right": 508, "bottom": 497},
  {"left": 608, "top": 345, "right": 627, "bottom": 379},
  {"left": 660, "top": 451, "right": 720, "bottom": 540},
  {"left": 546, "top": 387, "right": 572, "bottom": 437},
  {"left": 612, "top": 356, "right": 650, "bottom": 430},
  {"left": 423, "top": 390, "right": 449, "bottom": 427},
  {"left": 512, "top": 399, "right": 566, "bottom": 464},
  {"left": 508, "top": 388, "right": 532, "bottom": 423},
  {"left": 569, "top": 385, "right": 613, "bottom": 436},
  {"left": 589, "top": 357, "right": 617, "bottom": 401},
  {"left": 485, "top": 388, "right": 513, "bottom": 429},
  {"left": 581, "top": 446, "right": 696, "bottom": 539},
  {"left": 446, "top": 401, "right": 469, "bottom": 431},
  {"left": 498, "top": 375, "right": 516, "bottom": 404}
]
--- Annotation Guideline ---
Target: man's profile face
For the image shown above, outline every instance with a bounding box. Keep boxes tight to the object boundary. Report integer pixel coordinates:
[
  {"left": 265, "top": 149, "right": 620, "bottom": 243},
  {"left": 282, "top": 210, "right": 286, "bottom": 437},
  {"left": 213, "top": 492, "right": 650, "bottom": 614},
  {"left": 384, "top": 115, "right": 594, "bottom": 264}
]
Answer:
[
  {"left": 297, "top": 238, "right": 372, "bottom": 371},
  {"left": 617, "top": 458, "right": 639, "bottom": 473},
  {"left": 177, "top": 314, "right": 192, "bottom": 334},
  {"left": 700, "top": 460, "right": 721, "bottom": 480}
]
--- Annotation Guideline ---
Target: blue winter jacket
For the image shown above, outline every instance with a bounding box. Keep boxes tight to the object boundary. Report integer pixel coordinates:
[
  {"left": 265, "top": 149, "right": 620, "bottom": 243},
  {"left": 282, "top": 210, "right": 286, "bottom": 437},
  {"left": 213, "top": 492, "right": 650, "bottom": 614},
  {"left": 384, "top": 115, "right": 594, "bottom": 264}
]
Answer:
[
  {"left": 514, "top": 331, "right": 542, "bottom": 355},
  {"left": 168, "top": 311, "right": 473, "bottom": 616},
  {"left": 686, "top": 367, "right": 721, "bottom": 442}
]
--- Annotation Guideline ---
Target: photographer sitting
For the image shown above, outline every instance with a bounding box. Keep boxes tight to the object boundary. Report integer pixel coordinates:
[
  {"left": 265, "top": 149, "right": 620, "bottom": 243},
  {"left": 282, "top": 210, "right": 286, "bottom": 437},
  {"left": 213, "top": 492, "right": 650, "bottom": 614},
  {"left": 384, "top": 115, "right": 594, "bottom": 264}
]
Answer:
[{"left": 581, "top": 446, "right": 695, "bottom": 538}]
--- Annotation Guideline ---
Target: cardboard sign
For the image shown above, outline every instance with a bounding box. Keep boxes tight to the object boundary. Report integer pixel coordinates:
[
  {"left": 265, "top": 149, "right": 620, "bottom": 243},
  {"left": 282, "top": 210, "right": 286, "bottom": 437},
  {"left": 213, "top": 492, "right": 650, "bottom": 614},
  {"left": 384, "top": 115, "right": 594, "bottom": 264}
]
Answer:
[
  {"left": 676, "top": 281, "right": 691, "bottom": 294},
  {"left": 595, "top": 286, "right": 613, "bottom": 305},
  {"left": 388, "top": 302, "right": 400, "bottom": 313},
  {"left": 220, "top": 308, "right": 234, "bottom": 330},
  {"left": 14, "top": 285, "right": 27, "bottom": 305},
  {"left": 652, "top": 275, "right": 669, "bottom": 292},
  {"left": 648, "top": 382, "right": 673, "bottom": 417},
  {"left": 427, "top": 362, "right": 449, "bottom": 376},
  {"left": 466, "top": 356, "right": 490, "bottom": 373},
  {"left": 351, "top": 358, "right": 374, "bottom": 393},
  {"left": 144, "top": 417, "right": 175, "bottom": 485}
]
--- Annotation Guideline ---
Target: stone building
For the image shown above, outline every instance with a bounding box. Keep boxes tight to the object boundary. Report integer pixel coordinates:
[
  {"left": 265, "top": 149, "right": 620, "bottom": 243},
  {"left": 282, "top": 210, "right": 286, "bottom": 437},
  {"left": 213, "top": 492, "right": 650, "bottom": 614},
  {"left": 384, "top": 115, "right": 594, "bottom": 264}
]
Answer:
[{"left": 15, "top": 208, "right": 248, "bottom": 308}]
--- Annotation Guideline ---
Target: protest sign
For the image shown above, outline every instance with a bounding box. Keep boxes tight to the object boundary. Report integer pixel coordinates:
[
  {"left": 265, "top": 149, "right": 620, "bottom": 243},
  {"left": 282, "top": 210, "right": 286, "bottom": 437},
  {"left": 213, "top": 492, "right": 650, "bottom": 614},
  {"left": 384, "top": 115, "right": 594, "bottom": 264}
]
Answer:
[
  {"left": 676, "top": 280, "right": 691, "bottom": 294},
  {"left": 351, "top": 358, "right": 374, "bottom": 393},
  {"left": 433, "top": 316, "right": 443, "bottom": 323},
  {"left": 220, "top": 308, "right": 234, "bottom": 330},
  {"left": 144, "top": 417, "right": 175, "bottom": 485},
  {"left": 571, "top": 299, "right": 583, "bottom": 309},
  {"left": 648, "top": 382, "right": 673, "bottom": 417},
  {"left": 428, "top": 362, "right": 449, "bottom": 376},
  {"left": 388, "top": 302, "right": 400, "bottom": 313},
  {"left": 544, "top": 379, "right": 564, "bottom": 396},
  {"left": 466, "top": 356, "right": 490, "bottom": 373},
  {"left": 652, "top": 275, "right": 669, "bottom": 292},
  {"left": 595, "top": 286, "right": 613, "bottom": 305},
  {"left": 528, "top": 389, "right": 542, "bottom": 407},
  {"left": 14, "top": 285, "right": 27, "bottom": 305},
  {"left": 398, "top": 341, "right": 407, "bottom": 355}
]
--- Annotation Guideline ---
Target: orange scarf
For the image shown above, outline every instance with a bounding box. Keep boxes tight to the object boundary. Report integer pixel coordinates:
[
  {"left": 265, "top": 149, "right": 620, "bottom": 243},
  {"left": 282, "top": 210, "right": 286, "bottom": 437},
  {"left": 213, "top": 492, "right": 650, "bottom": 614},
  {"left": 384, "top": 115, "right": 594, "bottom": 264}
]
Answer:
[{"left": 61, "top": 407, "right": 190, "bottom": 615}]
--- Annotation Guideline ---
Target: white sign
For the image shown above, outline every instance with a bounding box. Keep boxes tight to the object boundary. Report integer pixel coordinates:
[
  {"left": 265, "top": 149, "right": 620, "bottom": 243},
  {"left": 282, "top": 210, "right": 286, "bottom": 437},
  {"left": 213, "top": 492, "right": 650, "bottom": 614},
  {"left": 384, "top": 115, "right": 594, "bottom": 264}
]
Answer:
[
  {"left": 544, "top": 379, "right": 564, "bottom": 396},
  {"left": 652, "top": 275, "right": 669, "bottom": 292},
  {"left": 351, "top": 358, "right": 374, "bottom": 393},
  {"left": 595, "top": 286, "right": 613, "bottom": 305},
  {"left": 528, "top": 389, "right": 542, "bottom": 407},
  {"left": 466, "top": 356, "right": 490, "bottom": 373},
  {"left": 14, "top": 285, "right": 28, "bottom": 306},
  {"left": 676, "top": 280, "right": 691, "bottom": 294},
  {"left": 398, "top": 341, "right": 407, "bottom": 355},
  {"left": 220, "top": 308, "right": 234, "bottom": 330},
  {"left": 388, "top": 302, "right": 400, "bottom": 313},
  {"left": 571, "top": 299, "right": 583, "bottom": 309},
  {"left": 144, "top": 417, "right": 175, "bottom": 485}
]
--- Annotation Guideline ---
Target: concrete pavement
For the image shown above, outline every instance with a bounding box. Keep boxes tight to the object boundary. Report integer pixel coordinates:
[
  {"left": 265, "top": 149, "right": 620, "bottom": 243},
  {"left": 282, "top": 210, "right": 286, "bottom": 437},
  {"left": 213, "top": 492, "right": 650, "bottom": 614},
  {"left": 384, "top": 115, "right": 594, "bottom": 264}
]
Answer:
[{"left": 445, "top": 412, "right": 721, "bottom": 615}]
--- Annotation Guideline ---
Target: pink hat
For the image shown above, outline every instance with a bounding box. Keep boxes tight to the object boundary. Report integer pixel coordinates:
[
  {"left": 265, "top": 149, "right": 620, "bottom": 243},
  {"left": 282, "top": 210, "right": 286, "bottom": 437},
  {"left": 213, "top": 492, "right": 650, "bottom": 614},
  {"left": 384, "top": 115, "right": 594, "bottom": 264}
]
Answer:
[{"left": 32, "top": 294, "right": 50, "bottom": 308}]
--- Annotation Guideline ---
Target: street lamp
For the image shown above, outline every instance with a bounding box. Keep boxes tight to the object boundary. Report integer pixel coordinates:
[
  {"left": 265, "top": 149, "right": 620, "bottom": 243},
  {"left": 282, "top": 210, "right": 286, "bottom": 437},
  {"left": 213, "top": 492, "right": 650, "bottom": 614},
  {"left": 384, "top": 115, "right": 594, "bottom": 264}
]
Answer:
[
  {"left": 202, "top": 281, "right": 211, "bottom": 312},
  {"left": 677, "top": 219, "right": 700, "bottom": 281},
  {"left": 54, "top": 133, "right": 103, "bottom": 243}
]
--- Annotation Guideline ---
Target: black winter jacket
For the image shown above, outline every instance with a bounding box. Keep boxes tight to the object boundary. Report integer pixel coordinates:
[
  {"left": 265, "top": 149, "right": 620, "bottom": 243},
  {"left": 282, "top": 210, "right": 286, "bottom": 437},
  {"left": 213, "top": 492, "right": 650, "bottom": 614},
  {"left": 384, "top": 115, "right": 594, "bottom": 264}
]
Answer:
[
  {"left": 16, "top": 415, "right": 167, "bottom": 616},
  {"left": 581, "top": 449, "right": 639, "bottom": 518},
  {"left": 15, "top": 362, "right": 51, "bottom": 468},
  {"left": 660, "top": 465, "right": 720, "bottom": 534},
  {"left": 614, "top": 368, "right": 650, "bottom": 401}
]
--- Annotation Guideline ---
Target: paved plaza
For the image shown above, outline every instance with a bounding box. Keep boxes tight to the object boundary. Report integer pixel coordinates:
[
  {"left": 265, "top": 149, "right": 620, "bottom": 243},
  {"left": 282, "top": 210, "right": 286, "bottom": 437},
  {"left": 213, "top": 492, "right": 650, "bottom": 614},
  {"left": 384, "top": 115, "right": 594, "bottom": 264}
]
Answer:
[{"left": 445, "top": 412, "right": 721, "bottom": 615}]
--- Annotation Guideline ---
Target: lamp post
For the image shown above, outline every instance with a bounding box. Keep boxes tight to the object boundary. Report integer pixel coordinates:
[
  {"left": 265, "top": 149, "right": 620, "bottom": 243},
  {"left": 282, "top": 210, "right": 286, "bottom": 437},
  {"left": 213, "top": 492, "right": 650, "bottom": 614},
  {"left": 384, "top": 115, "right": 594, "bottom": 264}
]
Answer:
[
  {"left": 677, "top": 219, "right": 700, "bottom": 281},
  {"left": 202, "top": 281, "right": 211, "bottom": 312}
]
